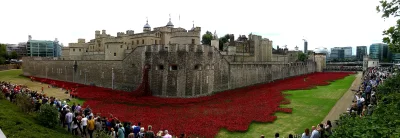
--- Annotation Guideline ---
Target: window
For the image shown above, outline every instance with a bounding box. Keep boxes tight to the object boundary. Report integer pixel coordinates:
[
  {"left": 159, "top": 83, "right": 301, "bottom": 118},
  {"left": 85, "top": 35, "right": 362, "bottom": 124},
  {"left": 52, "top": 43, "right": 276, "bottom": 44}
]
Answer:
[
  {"left": 114, "top": 53, "right": 116, "bottom": 56},
  {"left": 169, "top": 65, "right": 178, "bottom": 71},
  {"left": 194, "top": 64, "right": 202, "bottom": 70},
  {"left": 124, "top": 42, "right": 126, "bottom": 45},
  {"left": 192, "top": 39, "right": 195, "bottom": 44},
  {"left": 137, "top": 40, "right": 139, "bottom": 44},
  {"left": 73, "top": 48, "right": 75, "bottom": 52},
  {"left": 79, "top": 49, "right": 81, "bottom": 52},
  {"left": 155, "top": 40, "right": 157, "bottom": 44},
  {"left": 132, "top": 41, "right": 134, "bottom": 45},
  {"left": 127, "top": 47, "right": 129, "bottom": 50},
  {"left": 120, "top": 45, "right": 122, "bottom": 48},
  {"left": 142, "top": 39, "right": 144, "bottom": 44},
  {"left": 107, "top": 45, "right": 109, "bottom": 49},
  {"left": 157, "top": 65, "right": 164, "bottom": 70}
]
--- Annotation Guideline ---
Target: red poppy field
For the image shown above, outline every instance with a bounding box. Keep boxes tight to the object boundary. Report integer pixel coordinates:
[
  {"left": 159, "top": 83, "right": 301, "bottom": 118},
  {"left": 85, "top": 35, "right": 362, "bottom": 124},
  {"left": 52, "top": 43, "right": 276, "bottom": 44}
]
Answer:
[{"left": 31, "top": 72, "right": 354, "bottom": 137}]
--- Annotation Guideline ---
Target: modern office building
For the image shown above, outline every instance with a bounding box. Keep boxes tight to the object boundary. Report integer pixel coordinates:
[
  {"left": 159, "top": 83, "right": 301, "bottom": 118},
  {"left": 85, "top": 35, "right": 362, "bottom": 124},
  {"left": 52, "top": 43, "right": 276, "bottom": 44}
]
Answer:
[
  {"left": 369, "top": 43, "right": 390, "bottom": 61},
  {"left": 392, "top": 53, "right": 400, "bottom": 63},
  {"left": 356, "top": 46, "right": 367, "bottom": 61},
  {"left": 26, "top": 36, "right": 62, "bottom": 57},
  {"left": 330, "top": 47, "right": 345, "bottom": 59},
  {"left": 342, "top": 47, "right": 352, "bottom": 58},
  {"left": 5, "top": 43, "right": 27, "bottom": 57}
]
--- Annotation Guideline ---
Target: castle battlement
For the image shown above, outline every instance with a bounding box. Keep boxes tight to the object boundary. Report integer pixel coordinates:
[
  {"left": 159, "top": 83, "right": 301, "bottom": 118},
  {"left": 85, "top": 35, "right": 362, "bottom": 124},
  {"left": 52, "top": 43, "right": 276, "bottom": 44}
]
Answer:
[
  {"left": 171, "top": 31, "right": 200, "bottom": 38},
  {"left": 145, "top": 44, "right": 215, "bottom": 53}
]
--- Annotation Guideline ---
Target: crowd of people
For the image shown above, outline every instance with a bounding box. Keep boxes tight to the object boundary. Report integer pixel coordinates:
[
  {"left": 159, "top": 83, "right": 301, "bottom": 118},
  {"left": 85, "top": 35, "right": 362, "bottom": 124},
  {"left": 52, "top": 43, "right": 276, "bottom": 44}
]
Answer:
[{"left": 1, "top": 81, "right": 180, "bottom": 138}]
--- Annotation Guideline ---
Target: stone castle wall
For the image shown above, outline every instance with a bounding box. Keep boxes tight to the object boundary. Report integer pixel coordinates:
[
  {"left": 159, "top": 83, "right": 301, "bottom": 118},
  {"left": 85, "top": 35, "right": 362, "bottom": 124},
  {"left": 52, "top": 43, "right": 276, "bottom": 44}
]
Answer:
[{"left": 22, "top": 45, "right": 316, "bottom": 98}]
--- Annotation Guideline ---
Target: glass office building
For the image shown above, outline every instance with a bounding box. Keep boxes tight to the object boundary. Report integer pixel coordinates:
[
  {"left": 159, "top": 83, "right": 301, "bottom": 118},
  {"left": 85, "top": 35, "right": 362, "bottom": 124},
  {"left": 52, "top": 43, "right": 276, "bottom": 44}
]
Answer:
[
  {"left": 369, "top": 43, "right": 390, "bottom": 61},
  {"left": 356, "top": 46, "right": 367, "bottom": 61},
  {"left": 27, "top": 40, "right": 62, "bottom": 57}
]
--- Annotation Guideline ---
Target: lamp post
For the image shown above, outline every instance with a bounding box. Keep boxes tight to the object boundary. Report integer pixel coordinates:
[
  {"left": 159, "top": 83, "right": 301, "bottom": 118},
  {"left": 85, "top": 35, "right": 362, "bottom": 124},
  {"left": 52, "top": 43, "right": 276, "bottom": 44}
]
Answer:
[
  {"left": 112, "top": 68, "right": 114, "bottom": 90},
  {"left": 45, "top": 66, "right": 48, "bottom": 78},
  {"left": 84, "top": 69, "right": 87, "bottom": 85},
  {"left": 72, "top": 66, "right": 75, "bottom": 82}
]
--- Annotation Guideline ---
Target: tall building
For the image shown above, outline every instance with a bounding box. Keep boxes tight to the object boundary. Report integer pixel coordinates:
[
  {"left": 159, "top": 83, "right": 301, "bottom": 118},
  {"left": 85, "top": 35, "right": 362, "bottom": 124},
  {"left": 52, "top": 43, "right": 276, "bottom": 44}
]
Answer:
[
  {"left": 369, "top": 43, "right": 390, "bottom": 61},
  {"left": 356, "top": 46, "right": 367, "bottom": 61},
  {"left": 330, "top": 47, "right": 345, "bottom": 59},
  {"left": 342, "top": 47, "right": 352, "bottom": 58},
  {"left": 303, "top": 40, "right": 308, "bottom": 53},
  {"left": 27, "top": 37, "right": 62, "bottom": 57}
]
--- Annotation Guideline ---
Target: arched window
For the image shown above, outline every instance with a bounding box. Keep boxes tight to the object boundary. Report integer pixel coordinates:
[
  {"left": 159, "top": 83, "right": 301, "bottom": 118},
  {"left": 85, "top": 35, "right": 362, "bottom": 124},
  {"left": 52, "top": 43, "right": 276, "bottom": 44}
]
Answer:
[
  {"left": 142, "top": 39, "right": 144, "bottom": 44},
  {"left": 157, "top": 65, "right": 164, "bottom": 70}
]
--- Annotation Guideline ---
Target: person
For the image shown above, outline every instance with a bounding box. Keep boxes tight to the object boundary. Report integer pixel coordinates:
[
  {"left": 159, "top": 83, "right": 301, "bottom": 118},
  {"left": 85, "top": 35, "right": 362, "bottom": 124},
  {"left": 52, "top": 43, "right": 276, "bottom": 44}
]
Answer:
[
  {"left": 325, "top": 120, "right": 332, "bottom": 137},
  {"left": 128, "top": 128, "right": 135, "bottom": 138},
  {"left": 288, "top": 134, "right": 293, "bottom": 138},
  {"left": 260, "top": 135, "right": 265, "bottom": 138},
  {"left": 87, "top": 116, "right": 95, "bottom": 138},
  {"left": 95, "top": 118, "right": 103, "bottom": 133},
  {"left": 302, "top": 128, "right": 310, "bottom": 138},
  {"left": 133, "top": 122, "right": 141, "bottom": 137},
  {"left": 310, "top": 125, "right": 320, "bottom": 138},
  {"left": 163, "top": 130, "right": 172, "bottom": 138},
  {"left": 145, "top": 125, "right": 155, "bottom": 138},
  {"left": 72, "top": 117, "right": 79, "bottom": 135},
  {"left": 138, "top": 127, "right": 145, "bottom": 138},
  {"left": 65, "top": 110, "right": 73, "bottom": 132},
  {"left": 71, "top": 103, "right": 76, "bottom": 113},
  {"left": 81, "top": 115, "right": 88, "bottom": 137},
  {"left": 110, "top": 128, "right": 116, "bottom": 138},
  {"left": 275, "top": 133, "right": 279, "bottom": 138},
  {"left": 118, "top": 124, "right": 125, "bottom": 138},
  {"left": 156, "top": 131, "right": 163, "bottom": 138}
]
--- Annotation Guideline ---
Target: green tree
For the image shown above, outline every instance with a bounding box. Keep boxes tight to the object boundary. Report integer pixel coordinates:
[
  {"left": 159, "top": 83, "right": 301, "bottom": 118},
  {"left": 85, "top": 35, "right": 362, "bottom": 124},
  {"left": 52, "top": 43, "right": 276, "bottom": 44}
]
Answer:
[
  {"left": 218, "top": 34, "right": 230, "bottom": 50},
  {"left": 10, "top": 51, "right": 18, "bottom": 59},
  {"left": 201, "top": 31, "right": 213, "bottom": 45},
  {"left": 297, "top": 53, "right": 308, "bottom": 62},
  {"left": 37, "top": 104, "right": 59, "bottom": 128},
  {"left": 377, "top": 0, "right": 400, "bottom": 52},
  {"left": 0, "top": 44, "right": 7, "bottom": 58}
]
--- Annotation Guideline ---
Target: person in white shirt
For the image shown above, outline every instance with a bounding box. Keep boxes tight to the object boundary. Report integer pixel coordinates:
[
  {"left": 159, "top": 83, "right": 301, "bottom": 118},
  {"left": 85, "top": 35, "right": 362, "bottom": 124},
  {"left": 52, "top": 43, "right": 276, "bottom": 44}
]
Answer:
[
  {"left": 65, "top": 110, "right": 73, "bottom": 132},
  {"left": 81, "top": 116, "right": 88, "bottom": 136},
  {"left": 163, "top": 130, "right": 172, "bottom": 138}
]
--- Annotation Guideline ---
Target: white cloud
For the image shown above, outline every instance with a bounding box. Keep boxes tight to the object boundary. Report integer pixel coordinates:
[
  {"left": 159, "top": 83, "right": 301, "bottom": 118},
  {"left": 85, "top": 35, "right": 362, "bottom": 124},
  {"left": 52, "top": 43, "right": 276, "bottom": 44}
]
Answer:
[{"left": 0, "top": 0, "right": 397, "bottom": 52}]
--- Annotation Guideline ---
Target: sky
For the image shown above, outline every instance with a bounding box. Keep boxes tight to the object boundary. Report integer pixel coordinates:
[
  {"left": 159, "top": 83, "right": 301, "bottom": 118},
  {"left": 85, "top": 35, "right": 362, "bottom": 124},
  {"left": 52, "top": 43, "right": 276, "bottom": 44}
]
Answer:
[{"left": 0, "top": 0, "right": 398, "bottom": 54}]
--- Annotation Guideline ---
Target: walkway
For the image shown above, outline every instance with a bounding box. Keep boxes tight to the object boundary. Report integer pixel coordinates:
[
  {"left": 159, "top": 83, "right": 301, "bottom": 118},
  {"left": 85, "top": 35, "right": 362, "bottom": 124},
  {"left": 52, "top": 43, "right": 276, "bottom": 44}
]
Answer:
[{"left": 321, "top": 72, "right": 362, "bottom": 127}]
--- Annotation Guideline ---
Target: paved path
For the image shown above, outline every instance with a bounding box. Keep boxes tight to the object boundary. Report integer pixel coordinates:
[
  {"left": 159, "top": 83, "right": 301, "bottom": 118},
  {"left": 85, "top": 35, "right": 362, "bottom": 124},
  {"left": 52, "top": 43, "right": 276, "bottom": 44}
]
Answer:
[{"left": 321, "top": 72, "right": 362, "bottom": 127}]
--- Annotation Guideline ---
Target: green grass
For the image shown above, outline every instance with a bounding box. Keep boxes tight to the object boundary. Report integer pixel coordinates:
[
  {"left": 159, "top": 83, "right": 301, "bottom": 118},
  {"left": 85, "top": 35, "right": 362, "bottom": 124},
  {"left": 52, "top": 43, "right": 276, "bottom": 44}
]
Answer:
[
  {"left": 0, "top": 69, "right": 25, "bottom": 80},
  {"left": 0, "top": 100, "right": 75, "bottom": 138},
  {"left": 217, "top": 75, "right": 356, "bottom": 138}
]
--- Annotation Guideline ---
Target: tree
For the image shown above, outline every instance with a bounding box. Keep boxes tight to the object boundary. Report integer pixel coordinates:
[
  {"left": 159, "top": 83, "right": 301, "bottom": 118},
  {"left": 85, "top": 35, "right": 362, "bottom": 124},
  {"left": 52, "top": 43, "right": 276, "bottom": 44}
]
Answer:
[
  {"left": 0, "top": 44, "right": 6, "bottom": 58},
  {"left": 377, "top": 0, "right": 400, "bottom": 52},
  {"left": 218, "top": 34, "right": 230, "bottom": 50},
  {"left": 201, "top": 31, "right": 213, "bottom": 45},
  {"left": 297, "top": 53, "right": 308, "bottom": 62},
  {"left": 37, "top": 104, "right": 59, "bottom": 128},
  {"left": 10, "top": 51, "right": 18, "bottom": 59}
]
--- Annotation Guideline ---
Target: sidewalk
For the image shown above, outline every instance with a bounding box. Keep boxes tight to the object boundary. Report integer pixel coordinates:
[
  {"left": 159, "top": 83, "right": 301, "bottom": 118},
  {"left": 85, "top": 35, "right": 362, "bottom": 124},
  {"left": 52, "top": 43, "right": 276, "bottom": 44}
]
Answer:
[
  {"left": 0, "top": 128, "right": 6, "bottom": 138},
  {"left": 321, "top": 72, "right": 362, "bottom": 127}
]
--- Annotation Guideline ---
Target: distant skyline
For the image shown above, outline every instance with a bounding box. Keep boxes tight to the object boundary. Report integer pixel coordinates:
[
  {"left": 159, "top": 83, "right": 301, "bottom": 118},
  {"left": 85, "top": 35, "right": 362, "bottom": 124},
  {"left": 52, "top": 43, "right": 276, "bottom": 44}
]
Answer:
[{"left": 0, "top": 0, "right": 398, "bottom": 52}]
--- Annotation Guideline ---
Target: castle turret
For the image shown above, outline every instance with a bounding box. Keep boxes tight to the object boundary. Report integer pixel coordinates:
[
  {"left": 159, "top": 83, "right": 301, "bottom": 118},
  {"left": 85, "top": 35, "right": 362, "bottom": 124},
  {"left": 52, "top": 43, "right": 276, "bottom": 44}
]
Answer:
[
  {"left": 166, "top": 14, "right": 174, "bottom": 28},
  {"left": 143, "top": 17, "right": 151, "bottom": 32}
]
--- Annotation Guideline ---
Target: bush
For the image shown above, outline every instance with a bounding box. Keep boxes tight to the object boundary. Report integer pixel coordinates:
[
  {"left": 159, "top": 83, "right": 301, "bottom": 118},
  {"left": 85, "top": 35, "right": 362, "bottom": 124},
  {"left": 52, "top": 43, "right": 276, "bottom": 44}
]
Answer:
[
  {"left": 15, "top": 94, "right": 34, "bottom": 113},
  {"left": 96, "top": 130, "right": 112, "bottom": 138},
  {"left": 37, "top": 104, "right": 59, "bottom": 128}
]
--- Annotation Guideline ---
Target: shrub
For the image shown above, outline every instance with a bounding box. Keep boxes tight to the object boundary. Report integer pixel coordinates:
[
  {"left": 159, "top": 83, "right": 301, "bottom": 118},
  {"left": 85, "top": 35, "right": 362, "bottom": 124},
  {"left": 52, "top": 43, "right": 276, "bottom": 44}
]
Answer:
[
  {"left": 15, "top": 94, "right": 34, "bottom": 113},
  {"left": 96, "top": 130, "right": 112, "bottom": 138},
  {"left": 37, "top": 104, "right": 59, "bottom": 128}
]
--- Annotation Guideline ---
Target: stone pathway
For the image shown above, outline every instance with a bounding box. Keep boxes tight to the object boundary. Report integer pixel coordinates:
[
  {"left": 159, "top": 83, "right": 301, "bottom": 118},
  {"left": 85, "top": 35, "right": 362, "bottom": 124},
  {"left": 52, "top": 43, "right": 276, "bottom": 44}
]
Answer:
[{"left": 321, "top": 72, "right": 362, "bottom": 127}]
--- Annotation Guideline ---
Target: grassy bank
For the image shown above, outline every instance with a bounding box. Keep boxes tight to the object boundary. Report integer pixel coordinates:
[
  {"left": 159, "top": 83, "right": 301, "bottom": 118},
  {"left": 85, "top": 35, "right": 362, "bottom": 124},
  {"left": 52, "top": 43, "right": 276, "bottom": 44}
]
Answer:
[
  {"left": 0, "top": 100, "right": 75, "bottom": 138},
  {"left": 217, "top": 75, "right": 356, "bottom": 138}
]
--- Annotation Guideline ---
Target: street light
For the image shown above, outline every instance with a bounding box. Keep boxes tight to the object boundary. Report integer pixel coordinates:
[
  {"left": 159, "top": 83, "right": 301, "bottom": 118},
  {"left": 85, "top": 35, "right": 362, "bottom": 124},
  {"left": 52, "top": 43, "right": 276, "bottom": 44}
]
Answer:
[{"left": 112, "top": 68, "right": 114, "bottom": 90}]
